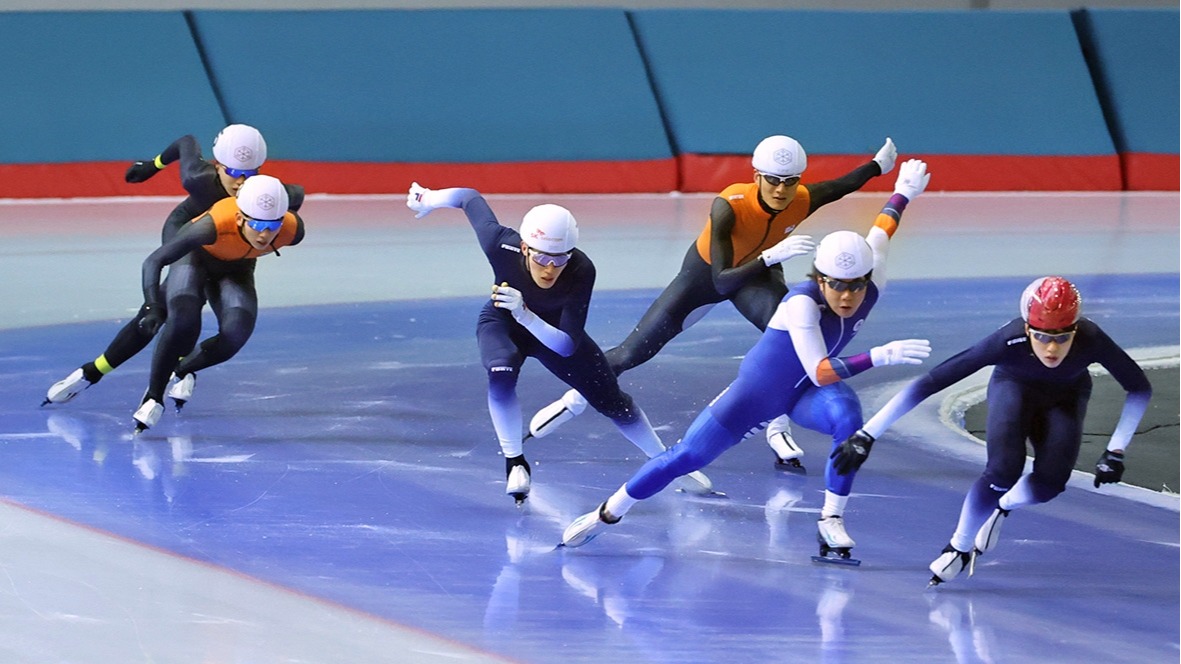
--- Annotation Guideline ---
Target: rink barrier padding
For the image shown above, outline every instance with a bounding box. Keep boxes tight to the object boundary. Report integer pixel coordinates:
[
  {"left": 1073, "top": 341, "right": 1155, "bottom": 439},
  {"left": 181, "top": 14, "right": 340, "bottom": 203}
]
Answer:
[
  {"left": 1071, "top": 8, "right": 1180, "bottom": 190},
  {"left": 0, "top": 8, "right": 1174, "bottom": 197}
]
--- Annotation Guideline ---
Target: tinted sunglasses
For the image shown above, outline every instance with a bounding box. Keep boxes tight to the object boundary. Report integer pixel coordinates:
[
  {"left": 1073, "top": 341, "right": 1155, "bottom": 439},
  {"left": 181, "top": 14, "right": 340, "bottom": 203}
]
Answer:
[
  {"left": 224, "top": 166, "right": 260, "bottom": 179},
  {"left": 759, "top": 172, "right": 801, "bottom": 187},
  {"left": 528, "top": 248, "right": 572, "bottom": 268},
  {"left": 1029, "top": 328, "right": 1076, "bottom": 345},
  {"left": 820, "top": 274, "right": 870, "bottom": 293},
  {"left": 244, "top": 215, "right": 283, "bottom": 233}
]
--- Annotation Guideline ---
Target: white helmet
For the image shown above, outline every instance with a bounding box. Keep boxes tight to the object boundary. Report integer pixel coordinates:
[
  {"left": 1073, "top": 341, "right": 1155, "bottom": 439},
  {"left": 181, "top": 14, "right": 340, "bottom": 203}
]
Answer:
[
  {"left": 213, "top": 124, "right": 267, "bottom": 171},
  {"left": 814, "top": 231, "right": 873, "bottom": 280},
  {"left": 752, "top": 135, "right": 807, "bottom": 178},
  {"left": 237, "top": 175, "right": 288, "bottom": 221},
  {"left": 520, "top": 204, "right": 578, "bottom": 254}
]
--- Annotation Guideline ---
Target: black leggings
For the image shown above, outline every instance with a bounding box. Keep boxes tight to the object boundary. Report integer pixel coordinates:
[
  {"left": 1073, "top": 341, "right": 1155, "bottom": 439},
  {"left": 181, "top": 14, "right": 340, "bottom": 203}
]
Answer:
[
  {"left": 145, "top": 254, "right": 258, "bottom": 400},
  {"left": 605, "top": 246, "right": 785, "bottom": 375},
  {"left": 87, "top": 214, "right": 208, "bottom": 375}
]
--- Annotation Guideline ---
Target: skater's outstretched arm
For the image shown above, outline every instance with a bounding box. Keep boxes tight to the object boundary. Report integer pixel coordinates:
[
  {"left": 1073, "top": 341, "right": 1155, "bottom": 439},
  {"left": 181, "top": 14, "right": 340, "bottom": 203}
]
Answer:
[{"left": 805, "top": 137, "right": 897, "bottom": 213}]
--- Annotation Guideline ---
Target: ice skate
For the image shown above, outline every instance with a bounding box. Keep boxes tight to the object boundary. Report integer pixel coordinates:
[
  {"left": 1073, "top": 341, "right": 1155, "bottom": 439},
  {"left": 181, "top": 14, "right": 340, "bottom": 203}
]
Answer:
[
  {"left": 166, "top": 372, "right": 196, "bottom": 412},
  {"left": 43, "top": 368, "right": 92, "bottom": 406},
  {"left": 528, "top": 389, "right": 587, "bottom": 439},
  {"left": 505, "top": 456, "right": 531, "bottom": 506},
  {"left": 560, "top": 503, "right": 620, "bottom": 548},
  {"left": 766, "top": 416, "right": 805, "bottom": 473},
  {"left": 927, "top": 544, "right": 973, "bottom": 588},
  {"left": 133, "top": 398, "right": 164, "bottom": 435},
  {"left": 674, "top": 470, "right": 717, "bottom": 496},
  {"left": 812, "top": 516, "right": 861, "bottom": 566},
  {"left": 974, "top": 507, "right": 1010, "bottom": 555}
]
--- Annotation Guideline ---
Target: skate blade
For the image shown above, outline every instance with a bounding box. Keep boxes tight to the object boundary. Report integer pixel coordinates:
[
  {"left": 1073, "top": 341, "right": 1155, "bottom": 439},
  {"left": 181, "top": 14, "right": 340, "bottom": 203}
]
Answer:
[
  {"left": 968, "top": 550, "right": 978, "bottom": 577},
  {"left": 40, "top": 398, "right": 51, "bottom": 407},
  {"left": 774, "top": 458, "right": 806, "bottom": 474},
  {"left": 674, "top": 488, "right": 727, "bottom": 498},
  {"left": 172, "top": 400, "right": 187, "bottom": 414},
  {"left": 510, "top": 492, "right": 528, "bottom": 506},
  {"left": 927, "top": 575, "right": 945, "bottom": 589},
  {"left": 811, "top": 554, "right": 861, "bottom": 567},
  {"left": 557, "top": 533, "right": 598, "bottom": 549}
]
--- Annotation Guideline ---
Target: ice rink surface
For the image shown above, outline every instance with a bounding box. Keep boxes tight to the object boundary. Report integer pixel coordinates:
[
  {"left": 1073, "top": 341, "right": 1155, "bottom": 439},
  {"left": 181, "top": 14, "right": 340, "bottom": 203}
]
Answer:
[{"left": 0, "top": 191, "right": 1177, "bottom": 663}]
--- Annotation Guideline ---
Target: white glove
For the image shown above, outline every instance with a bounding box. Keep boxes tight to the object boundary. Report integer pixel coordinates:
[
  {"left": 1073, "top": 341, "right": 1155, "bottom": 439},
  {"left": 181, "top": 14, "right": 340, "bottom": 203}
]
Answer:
[
  {"left": 873, "top": 137, "right": 897, "bottom": 175},
  {"left": 492, "top": 283, "right": 537, "bottom": 325},
  {"left": 870, "top": 339, "right": 931, "bottom": 366},
  {"left": 406, "top": 181, "right": 466, "bottom": 218},
  {"left": 760, "top": 234, "right": 815, "bottom": 267},
  {"left": 893, "top": 159, "right": 930, "bottom": 201}
]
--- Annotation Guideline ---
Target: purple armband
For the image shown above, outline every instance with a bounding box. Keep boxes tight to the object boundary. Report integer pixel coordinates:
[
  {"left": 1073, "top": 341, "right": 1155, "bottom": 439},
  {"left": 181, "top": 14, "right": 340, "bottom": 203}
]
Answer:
[
  {"left": 829, "top": 352, "right": 875, "bottom": 380},
  {"left": 881, "top": 193, "right": 909, "bottom": 221}
]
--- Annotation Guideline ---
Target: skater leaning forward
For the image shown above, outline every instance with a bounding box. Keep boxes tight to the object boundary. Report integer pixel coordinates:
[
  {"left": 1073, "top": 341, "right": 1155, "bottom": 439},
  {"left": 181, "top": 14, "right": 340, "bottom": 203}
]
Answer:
[
  {"left": 44, "top": 125, "right": 304, "bottom": 409},
  {"left": 831, "top": 276, "right": 1152, "bottom": 585},
  {"left": 404, "top": 184, "right": 712, "bottom": 506},
  {"left": 526, "top": 135, "right": 899, "bottom": 472},
  {"left": 560, "top": 160, "right": 935, "bottom": 559},
  {"left": 128, "top": 174, "right": 305, "bottom": 433}
]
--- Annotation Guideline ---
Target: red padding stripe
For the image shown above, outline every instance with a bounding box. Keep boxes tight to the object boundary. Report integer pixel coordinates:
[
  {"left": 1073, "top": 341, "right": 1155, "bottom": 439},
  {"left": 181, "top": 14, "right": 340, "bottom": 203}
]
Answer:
[{"left": 678, "top": 154, "right": 1132, "bottom": 193}]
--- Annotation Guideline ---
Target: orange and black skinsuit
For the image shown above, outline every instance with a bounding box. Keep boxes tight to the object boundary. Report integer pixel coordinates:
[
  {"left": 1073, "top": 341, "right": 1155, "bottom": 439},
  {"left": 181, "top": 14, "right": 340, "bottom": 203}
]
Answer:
[
  {"left": 76, "top": 135, "right": 304, "bottom": 386},
  {"left": 604, "top": 161, "right": 883, "bottom": 375},
  {"left": 138, "top": 197, "right": 304, "bottom": 403}
]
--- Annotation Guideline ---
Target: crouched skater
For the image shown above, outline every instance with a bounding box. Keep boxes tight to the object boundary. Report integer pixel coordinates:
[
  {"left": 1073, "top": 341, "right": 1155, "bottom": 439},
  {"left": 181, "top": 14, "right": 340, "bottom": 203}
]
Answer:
[
  {"left": 405, "top": 183, "right": 712, "bottom": 505},
  {"left": 559, "top": 160, "right": 934, "bottom": 563},
  {"left": 830, "top": 276, "right": 1152, "bottom": 585}
]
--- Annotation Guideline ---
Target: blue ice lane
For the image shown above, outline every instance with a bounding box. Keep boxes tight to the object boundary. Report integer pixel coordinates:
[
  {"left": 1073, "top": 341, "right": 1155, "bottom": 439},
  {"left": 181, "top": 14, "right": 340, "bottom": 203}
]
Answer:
[{"left": 2, "top": 273, "right": 1178, "bottom": 663}]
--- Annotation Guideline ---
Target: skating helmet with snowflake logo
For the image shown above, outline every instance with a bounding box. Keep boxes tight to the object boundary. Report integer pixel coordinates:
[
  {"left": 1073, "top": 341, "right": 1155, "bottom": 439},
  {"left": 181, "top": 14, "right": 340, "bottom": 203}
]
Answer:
[
  {"left": 752, "top": 135, "right": 807, "bottom": 178},
  {"left": 237, "top": 174, "right": 288, "bottom": 222},
  {"left": 213, "top": 124, "right": 267, "bottom": 171},
  {"left": 814, "top": 231, "right": 873, "bottom": 280}
]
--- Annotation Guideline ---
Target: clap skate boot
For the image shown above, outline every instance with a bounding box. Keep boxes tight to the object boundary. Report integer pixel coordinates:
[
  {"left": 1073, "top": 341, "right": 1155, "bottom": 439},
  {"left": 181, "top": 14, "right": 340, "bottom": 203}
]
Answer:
[
  {"left": 974, "top": 507, "right": 1011, "bottom": 556},
  {"left": 561, "top": 503, "right": 621, "bottom": 548},
  {"left": 812, "top": 515, "right": 861, "bottom": 566},
  {"left": 43, "top": 368, "right": 93, "bottom": 406},
  {"left": 505, "top": 456, "right": 532, "bottom": 506},
  {"left": 674, "top": 470, "right": 717, "bottom": 495},
  {"left": 527, "top": 389, "right": 588, "bottom": 440},
  {"left": 166, "top": 372, "right": 196, "bottom": 412},
  {"left": 927, "top": 544, "right": 974, "bottom": 588},
  {"left": 767, "top": 417, "right": 805, "bottom": 474},
  {"left": 133, "top": 396, "right": 164, "bottom": 435}
]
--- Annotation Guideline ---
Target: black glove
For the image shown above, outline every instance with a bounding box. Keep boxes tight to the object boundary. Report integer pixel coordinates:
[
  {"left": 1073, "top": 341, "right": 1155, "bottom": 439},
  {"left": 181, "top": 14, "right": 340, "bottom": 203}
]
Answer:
[
  {"left": 830, "top": 430, "right": 875, "bottom": 475},
  {"left": 125, "top": 159, "right": 162, "bottom": 183},
  {"left": 138, "top": 303, "right": 165, "bottom": 335},
  {"left": 1093, "top": 450, "right": 1125, "bottom": 488}
]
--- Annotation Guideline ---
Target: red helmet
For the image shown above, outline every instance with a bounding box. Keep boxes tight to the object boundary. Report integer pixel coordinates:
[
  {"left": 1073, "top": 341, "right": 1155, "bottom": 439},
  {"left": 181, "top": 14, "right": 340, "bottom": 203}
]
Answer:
[{"left": 1020, "top": 276, "right": 1081, "bottom": 330}]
